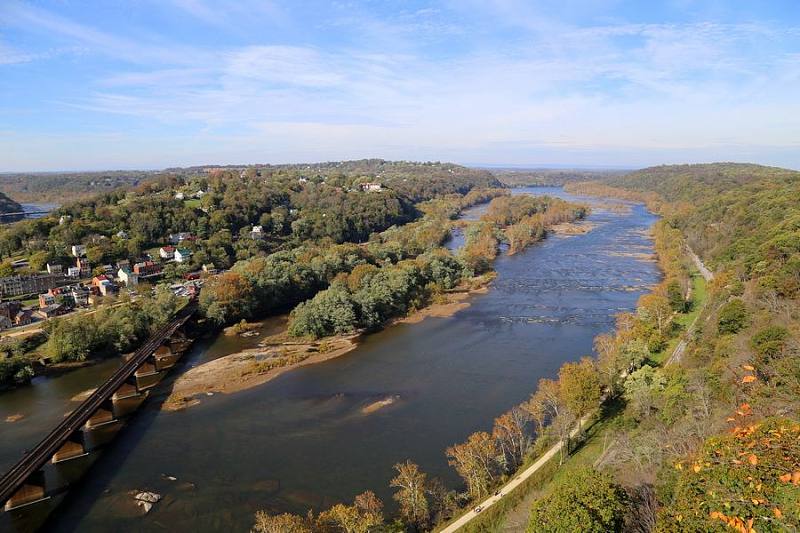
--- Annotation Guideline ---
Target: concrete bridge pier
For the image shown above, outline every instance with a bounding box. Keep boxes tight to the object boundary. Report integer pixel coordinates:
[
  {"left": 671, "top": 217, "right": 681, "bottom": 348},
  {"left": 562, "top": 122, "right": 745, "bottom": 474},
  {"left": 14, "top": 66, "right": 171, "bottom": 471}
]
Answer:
[
  {"left": 51, "top": 432, "right": 87, "bottom": 464},
  {"left": 134, "top": 360, "right": 163, "bottom": 390},
  {"left": 3, "top": 471, "right": 47, "bottom": 511},
  {"left": 84, "top": 400, "right": 116, "bottom": 430}
]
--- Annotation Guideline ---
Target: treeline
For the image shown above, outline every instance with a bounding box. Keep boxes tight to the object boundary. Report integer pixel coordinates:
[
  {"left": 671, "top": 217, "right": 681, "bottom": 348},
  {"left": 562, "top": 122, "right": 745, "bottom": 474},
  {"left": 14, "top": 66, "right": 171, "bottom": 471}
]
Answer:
[
  {"left": 563, "top": 163, "right": 800, "bottom": 532},
  {"left": 491, "top": 168, "right": 625, "bottom": 187},
  {"left": 0, "top": 161, "right": 501, "bottom": 277}
]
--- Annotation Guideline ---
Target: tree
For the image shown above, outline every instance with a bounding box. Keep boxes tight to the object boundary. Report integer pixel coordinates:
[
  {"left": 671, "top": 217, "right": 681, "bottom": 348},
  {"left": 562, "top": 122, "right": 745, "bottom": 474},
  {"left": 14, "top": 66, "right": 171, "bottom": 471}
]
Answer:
[
  {"left": 252, "top": 512, "right": 312, "bottom": 533},
  {"left": 527, "top": 467, "right": 628, "bottom": 533},
  {"left": 622, "top": 365, "right": 666, "bottom": 420},
  {"left": 199, "top": 271, "right": 255, "bottom": 324},
  {"left": 666, "top": 279, "right": 687, "bottom": 312},
  {"left": 717, "top": 299, "right": 748, "bottom": 334},
  {"left": 317, "top": 491, "right": 384, "bottom": 533},
  {"left": 637, "top": 293, "right": 673, "bottom": 336},
  {"left": 492, "top": 407, "right": 531, "bottom": 471},
  {"left": 390, "top": 461, "right": 429, "bottom": 529},
  {"left": 446, "top": 431, "right": 499, "bottom": 500},
  {"left": 558, "top": 357, "right": 602, "bottom": 419},
  {"left": 0, "top": 261, "right": 14, "bottom": 277}
]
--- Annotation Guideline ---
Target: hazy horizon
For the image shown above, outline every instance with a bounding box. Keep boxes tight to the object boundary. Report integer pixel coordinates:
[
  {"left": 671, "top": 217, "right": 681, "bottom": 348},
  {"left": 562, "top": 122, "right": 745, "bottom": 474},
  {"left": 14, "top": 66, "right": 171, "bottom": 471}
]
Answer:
[{"left": 2, "top": 1, "right": 799, "bottom": 171}]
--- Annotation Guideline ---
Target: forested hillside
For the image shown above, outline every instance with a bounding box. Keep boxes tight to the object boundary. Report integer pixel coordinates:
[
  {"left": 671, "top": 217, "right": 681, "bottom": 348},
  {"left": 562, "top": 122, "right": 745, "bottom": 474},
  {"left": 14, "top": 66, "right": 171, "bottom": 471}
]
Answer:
[
  {"left": 0, "top": 161, "right": 500, "bottom": 276},
  {"left": 491, "top": 167, "right": 625, "bottom": 187},
  {"left": 553, "top": 163, "right": 800, "bottom": 532}
]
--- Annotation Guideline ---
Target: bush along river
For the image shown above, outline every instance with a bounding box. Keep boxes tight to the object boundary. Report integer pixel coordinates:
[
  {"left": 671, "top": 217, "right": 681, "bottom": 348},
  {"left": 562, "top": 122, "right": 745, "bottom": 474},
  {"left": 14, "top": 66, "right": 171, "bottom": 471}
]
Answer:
[{"left": 0, "top": 187, "right": 661, "bottom": 532}]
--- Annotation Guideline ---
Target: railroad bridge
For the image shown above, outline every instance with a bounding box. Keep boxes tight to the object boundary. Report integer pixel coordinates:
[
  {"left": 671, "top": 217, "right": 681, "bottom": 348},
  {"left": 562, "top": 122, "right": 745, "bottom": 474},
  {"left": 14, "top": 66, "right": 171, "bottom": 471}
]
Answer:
[{"left": 0, "top": 301, "right": 197, "bottom": 513}]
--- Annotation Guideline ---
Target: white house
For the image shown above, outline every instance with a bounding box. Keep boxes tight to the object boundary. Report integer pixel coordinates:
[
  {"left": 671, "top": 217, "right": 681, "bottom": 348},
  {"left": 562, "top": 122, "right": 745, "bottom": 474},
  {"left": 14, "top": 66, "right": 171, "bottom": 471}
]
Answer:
[
  {"left": 159, "top": 246, "right": 176, "bottom": 260},
  {"left": 46, "top": 263, "right": 62, "bottom": 274},
  {"left": 71, "top": 244, "right": 87, "bottom": 257},
  {"left": 250, "top": 225, "right": 264, "bottom": 240},
  {"left": 174, "top": 248, "right": 193, "bottom": 263},
  {"left": 360, "top": 182, "right": 383, "bottom": 192},
  {"left": 117, "top": 268, "right": 138, "bottom": 287},
  {"left": 174, "top": 191, "right": 185, "bottom": 200},
  {"left": 67, "top": 266, "right": 81, "bottom": 278}
]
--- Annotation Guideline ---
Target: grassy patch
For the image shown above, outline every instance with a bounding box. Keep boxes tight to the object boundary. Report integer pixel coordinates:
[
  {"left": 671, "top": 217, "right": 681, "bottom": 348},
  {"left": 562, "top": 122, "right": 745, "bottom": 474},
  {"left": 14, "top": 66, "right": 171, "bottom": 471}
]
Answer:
[{"left": 184, "top": 199, "right": 202, "bottom": 209}]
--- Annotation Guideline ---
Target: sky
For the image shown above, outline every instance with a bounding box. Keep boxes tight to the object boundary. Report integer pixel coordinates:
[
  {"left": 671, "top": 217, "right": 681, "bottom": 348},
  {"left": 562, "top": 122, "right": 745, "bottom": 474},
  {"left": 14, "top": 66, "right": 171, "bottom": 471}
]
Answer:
[{"left": 1, "top": 0, "right": 800, "bottom": 172}]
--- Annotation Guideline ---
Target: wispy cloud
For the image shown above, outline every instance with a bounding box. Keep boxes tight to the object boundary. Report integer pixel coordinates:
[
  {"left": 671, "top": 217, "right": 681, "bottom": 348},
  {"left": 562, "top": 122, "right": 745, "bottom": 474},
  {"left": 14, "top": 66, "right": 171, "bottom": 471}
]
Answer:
[{"left": 1, "top": 1, "right": 800, "bottom": 170}]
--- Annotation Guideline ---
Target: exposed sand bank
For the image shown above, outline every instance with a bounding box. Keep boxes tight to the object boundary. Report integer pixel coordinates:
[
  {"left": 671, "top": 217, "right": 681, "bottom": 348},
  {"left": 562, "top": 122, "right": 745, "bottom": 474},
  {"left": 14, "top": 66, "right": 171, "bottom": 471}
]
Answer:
[
  {"left": 361, "top": 395, "right": 400, "bottom": 414},
  {"left": 163, "top": 332, "right": 360, "bottom": 411},
  {"left": 549, "top": 220, "right": 598, "bottom": 235}
]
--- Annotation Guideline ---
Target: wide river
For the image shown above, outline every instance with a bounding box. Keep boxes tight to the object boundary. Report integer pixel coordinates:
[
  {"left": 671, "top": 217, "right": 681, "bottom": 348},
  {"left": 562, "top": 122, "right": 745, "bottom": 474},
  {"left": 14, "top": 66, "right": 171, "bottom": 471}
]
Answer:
[{"left": 0, "top": 187, "right": 660, "bottom": 532}]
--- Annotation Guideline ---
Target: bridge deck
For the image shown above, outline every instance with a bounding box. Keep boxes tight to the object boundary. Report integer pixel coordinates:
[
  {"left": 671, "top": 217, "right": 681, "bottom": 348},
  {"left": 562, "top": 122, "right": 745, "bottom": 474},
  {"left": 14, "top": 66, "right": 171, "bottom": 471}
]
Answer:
[{"left": 0, "top": 301, "right": 196, "bottom": 507}]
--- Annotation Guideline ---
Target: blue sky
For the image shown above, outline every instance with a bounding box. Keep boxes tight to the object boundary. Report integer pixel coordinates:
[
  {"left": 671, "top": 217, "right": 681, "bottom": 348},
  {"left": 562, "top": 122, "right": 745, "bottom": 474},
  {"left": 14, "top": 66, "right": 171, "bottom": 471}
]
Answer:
[{"left": 1, "top": 0, "right": 799, "bottom": 171}]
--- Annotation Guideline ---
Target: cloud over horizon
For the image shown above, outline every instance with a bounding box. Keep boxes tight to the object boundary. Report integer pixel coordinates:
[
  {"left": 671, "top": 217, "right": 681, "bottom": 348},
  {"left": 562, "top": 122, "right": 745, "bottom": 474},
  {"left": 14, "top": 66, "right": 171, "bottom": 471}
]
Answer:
[{"left": 1, "top": 0, "right": 799, "bottom": 171}]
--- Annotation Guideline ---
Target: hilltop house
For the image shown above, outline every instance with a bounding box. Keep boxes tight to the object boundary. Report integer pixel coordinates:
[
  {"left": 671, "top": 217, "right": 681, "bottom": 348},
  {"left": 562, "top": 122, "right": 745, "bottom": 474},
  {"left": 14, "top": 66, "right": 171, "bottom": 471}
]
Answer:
[
  {"left": 46, "top": 263, "right": 62, "bottom": 274},
  {"left": 250, "top": 225, "right": 264, "bottom": 240},
  {"left": 360, "top": 182, "right": 383, "bottom": 192},
  {"left": 71, "top": 244, "right": 87, "bottom": 257},
  {"left": 168, "top": 232, "right": 193, "bottom": 245},
  {"left": 174, "top": 248, "right": 193, "bottom": 263},
  {"left": 159, "top": 246, "right": 175, "bottom": 260}
]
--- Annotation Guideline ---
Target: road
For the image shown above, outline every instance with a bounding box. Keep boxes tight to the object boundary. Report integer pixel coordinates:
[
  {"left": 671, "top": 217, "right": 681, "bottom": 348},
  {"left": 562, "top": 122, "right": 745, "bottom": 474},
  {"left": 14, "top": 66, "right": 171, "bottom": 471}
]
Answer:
[{"left": 438, "top": 416, "right": 589, "bottom": 533}]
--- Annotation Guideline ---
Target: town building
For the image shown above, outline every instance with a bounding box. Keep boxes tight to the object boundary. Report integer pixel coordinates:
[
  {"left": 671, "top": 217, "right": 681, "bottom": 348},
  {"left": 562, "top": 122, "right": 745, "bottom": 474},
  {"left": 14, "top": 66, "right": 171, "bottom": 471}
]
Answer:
[
  {"left": 0, "top": 316, "right": 13, "bottom": 330},
  {"left": 168, "top": 232, "right": 193, "bottom": 245},
  {"left": 0, "top": 301, "right": 22, "bottom": 322},
  {"left": 71, "top": 244, "right": 87, "bottom": 257},
  {"left": 46, "top": 263, "right": 62, "bottom": 274},
  {"left": 14, "top": 309, "right": 33, "bottom": 326},
  {"left": 70, "top": 285, "right": 90, "bottom": 307},
  {"left": 67, "top": 266, "right": 81, "bottom": 278},
  {"left": 0, "top": 274, "right": 63, "bottom": 298},
  {"left": 76, "top": 257, "right": 90, "bottom": 277},
  {"left": 117, "top": 268, "right": 138, "bottom": 287},
  {"left": 174, "top": 248, "right": 193, "bottom": 263},
  {"left": 36, "top": 304, "right": 67, "bottom": 320},
  {"left": 133, "top": 261, "right": 162, "bottom": 277},
  {"left": 159, "top": 246, "right": 176, "bottom": 260}
]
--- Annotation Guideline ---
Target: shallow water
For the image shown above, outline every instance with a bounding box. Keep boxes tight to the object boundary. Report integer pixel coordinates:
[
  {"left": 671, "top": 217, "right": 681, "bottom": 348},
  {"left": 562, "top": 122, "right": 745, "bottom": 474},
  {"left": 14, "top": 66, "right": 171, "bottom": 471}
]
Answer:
[{"left": 0, "top": 187, "right": 660, "bottom": 532}]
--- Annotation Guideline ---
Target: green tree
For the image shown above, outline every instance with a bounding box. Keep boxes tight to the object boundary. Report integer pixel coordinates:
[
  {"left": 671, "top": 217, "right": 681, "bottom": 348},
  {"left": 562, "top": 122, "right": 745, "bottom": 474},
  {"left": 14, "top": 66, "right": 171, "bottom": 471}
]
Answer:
[
  {"left": 527, "top": 467, "right": 627, "bottom": 533},
  {"left": 717, "top": 299, "right": 748, "bottom": 334},
  {"left": 622, "top": 365, "right": 666, "bottom": 420}
]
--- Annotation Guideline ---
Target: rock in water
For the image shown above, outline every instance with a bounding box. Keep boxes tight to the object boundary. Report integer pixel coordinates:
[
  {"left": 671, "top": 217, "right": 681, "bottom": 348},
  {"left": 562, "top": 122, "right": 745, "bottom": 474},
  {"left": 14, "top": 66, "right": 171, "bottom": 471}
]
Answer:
[{"left": 134, "top": 490, "right": 162, "bottom": 513}]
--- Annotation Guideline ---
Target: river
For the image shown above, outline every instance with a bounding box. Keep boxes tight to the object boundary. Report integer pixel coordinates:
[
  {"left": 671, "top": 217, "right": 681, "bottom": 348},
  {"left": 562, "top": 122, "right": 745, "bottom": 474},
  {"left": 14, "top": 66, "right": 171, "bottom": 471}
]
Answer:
[{"left": 0, "top": 187, "right": 660, "bottom": 532}]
